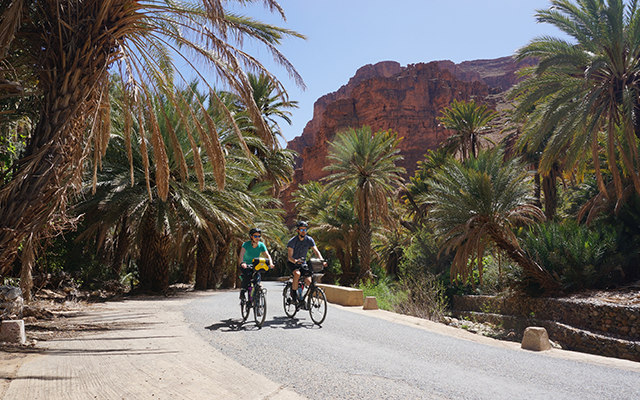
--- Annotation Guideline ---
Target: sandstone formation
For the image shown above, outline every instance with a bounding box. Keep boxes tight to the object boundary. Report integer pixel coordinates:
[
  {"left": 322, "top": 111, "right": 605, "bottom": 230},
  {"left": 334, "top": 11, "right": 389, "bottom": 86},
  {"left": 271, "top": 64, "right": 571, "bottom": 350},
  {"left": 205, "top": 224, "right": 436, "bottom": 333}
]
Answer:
[{"left": 284, "top": 56, "right": 534, "bottom": 220}]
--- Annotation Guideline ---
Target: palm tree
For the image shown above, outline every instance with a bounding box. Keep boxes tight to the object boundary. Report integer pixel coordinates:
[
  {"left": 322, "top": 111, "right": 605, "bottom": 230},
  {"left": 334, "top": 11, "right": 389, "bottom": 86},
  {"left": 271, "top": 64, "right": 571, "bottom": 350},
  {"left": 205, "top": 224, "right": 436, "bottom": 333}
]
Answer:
[
  {"left": 402, "top": 147, "right": 452, "bottom": 229},
  {"left": 510, "top": 0, "right": 640, "bottom": 209},
  {"left": 324, "top": 126, "right": 405, "bottom": 282},
  {"left": 76, "top": 82, "right": 251, "bottom": 292},
  {"left": 425, "top": 147, "right": 559, "bottom": 292},
  {"left": 230, "top": 72, "right": 299, "bottom": 197},
  {"left": 247, "top": 72, "right": 299, "bottom": 144},
  {"left": 438, "top": 99, "right": 498, "bottom": 161},
  {"left": 0, "top": 0, "right": 304, "bottom": 274},
  {"left": 292, "top": 181, "right": 360, "bottom": 285}
]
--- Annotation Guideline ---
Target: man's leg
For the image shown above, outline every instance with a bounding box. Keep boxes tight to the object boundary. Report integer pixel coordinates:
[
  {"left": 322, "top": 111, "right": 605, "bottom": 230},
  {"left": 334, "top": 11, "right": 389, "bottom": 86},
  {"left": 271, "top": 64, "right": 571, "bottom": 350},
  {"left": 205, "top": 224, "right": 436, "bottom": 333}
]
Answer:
[{"left": 292, "top": 269, "right": 301, "bottom": 300}]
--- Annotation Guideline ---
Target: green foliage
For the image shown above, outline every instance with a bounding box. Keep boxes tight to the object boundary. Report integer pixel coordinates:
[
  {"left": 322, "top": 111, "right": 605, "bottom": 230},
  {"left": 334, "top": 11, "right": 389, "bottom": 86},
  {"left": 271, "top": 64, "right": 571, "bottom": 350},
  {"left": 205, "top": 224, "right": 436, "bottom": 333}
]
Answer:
[
  {"left": 511, "top": 0, "right": 640, "bottom": 200},
  {"left": 398, "top": 226, "right": 450, "bottom": 277},
  {"left": 359, "top": 275, "right": 399, "bottom": 311},
  {"left": 521, "top": 221, "right": 620, "bottom": 292},
  {"left": 34, "top": 231, "right": 115, "bottom": 290}
]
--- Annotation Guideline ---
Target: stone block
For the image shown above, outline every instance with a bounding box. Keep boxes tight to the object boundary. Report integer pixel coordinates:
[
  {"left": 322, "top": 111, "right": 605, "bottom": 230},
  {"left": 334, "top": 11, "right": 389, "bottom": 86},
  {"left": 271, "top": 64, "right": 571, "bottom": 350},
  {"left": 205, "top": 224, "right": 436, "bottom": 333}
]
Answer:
[
  {"left": 0, "top": 319, "right": 26, "bottom": 344},
  {"left": 521, "top": 326, "right": 551, "bottom": 351},
  {"left": 316, "top": 284, "right": 363, "bottom": 306},
  {"left": 363, "top": 296, "right": 378, "bottom": 310}
]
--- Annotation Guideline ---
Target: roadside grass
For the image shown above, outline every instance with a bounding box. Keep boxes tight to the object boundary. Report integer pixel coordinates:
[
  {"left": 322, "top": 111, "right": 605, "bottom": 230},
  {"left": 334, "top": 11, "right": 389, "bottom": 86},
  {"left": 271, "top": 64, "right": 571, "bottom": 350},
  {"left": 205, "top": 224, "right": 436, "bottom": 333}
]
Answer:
[{"left": 359, "top": 272, "right": 447, "bottom": 321}]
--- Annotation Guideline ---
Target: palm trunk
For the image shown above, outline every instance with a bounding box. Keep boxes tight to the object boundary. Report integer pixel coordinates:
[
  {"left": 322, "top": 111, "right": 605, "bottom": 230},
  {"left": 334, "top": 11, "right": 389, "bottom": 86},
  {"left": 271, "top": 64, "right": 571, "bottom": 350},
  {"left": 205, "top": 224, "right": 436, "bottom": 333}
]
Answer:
[
  {"left": 0, "top": 100, "right": 91, "bottom": 273},
  {"left": 138, "top": 217, "right": 171, "bottom": 293},
  {"left": 533, "top": 173, "right": 542, "bottom": 209},
  {"left": 194, "top": 236, "right": 211, "bottom": 291},
  {"left": 20, "top": 234, "right": 36, "bottom": 302},
  {"left": 179, "top": 244, "right": 196, "bottom": 284},
  {"left": 0, "top": 1, "right": 134, "bottom": 275},
  {"left": 207, "top": 241, "right": 223, "bottom": 289},
  {"left": 358, "top": 199, "right": 373, "bottom": 283},
  {"left": 491, "top": 233, "right": 559, "bottom": 293},
  {"left": 542, "top": 163, "right": 559, "bottom": 221},
  {"left": 111, "top": 216, "right": 130, "bottom": 276}
]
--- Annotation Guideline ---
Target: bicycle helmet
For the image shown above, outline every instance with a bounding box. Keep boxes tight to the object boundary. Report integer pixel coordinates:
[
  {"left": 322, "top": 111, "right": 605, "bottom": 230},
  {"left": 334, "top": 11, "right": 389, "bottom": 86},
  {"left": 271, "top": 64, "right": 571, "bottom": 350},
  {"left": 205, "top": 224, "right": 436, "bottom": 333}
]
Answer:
[
  {"left": 249, "top": 227, "right": 261, "bottom": 236},
  {"left": 296, "top": 221, "right": 308, "bottom": 228}
]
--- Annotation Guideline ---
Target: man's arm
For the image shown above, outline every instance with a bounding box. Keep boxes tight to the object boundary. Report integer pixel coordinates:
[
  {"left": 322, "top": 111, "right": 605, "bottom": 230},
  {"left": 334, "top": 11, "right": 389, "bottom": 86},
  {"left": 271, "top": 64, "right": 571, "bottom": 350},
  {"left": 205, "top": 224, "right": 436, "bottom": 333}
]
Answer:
[
  {"left": 287, "top": 247, "right": 298, "bottom": 264},
  {"left": 312, "top": 246, "right": 327, "bottom": 266}
]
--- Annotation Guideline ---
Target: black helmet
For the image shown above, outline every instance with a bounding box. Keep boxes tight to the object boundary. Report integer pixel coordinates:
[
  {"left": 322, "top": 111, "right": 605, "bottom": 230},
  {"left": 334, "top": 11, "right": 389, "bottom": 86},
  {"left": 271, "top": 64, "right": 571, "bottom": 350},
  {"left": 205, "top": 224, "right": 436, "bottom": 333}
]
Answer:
[
  {"left": 296, "top": 221, "right": 308, "bottom": 228},
  {"left": 249, "top": 227, "right": 261, "bottom": 236}
]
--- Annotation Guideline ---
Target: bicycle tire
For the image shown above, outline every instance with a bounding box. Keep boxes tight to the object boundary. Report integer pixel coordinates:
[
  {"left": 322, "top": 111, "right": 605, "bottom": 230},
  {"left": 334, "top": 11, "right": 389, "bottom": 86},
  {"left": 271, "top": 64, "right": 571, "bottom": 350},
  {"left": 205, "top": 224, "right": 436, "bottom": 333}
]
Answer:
[
  {"left": 282, "top": 282, "right": 298, "bottom": 318},
  {"left": 240, "top": 293, "right": 250, "bottom": 322},
  {"left": 253, "top": 286, "right": 267, "bottom": 328},
  {"left": 308, "top": 286, "right": 327, "bottom": 325}
]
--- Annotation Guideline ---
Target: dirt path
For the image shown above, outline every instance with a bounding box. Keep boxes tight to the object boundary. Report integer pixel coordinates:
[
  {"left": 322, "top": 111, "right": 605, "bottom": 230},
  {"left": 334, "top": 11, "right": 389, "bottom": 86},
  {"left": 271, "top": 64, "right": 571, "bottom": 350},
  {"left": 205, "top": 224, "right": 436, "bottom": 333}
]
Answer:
[{"left": 1, "top": 292, "right": 304, "bottom": 400}]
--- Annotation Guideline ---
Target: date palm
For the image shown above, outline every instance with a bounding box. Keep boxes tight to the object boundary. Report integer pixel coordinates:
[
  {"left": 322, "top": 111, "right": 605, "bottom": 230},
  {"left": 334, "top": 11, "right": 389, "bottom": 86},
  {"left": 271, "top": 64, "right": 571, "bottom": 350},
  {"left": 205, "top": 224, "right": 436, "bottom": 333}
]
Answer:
[
  {"left": 0, "top": 0, "right": 304, "bottom": 274},
  {"left": 76, "top": 81, "right": 276, "bottom": 292},
  {"left": 438, "top": 99, "right": 498, "bottom": 161},
  {"left": 324, "top": 126, "right": 405, "bottom": 282},
  {"left": 402, "top": 147, "right": 451, "bottom": 229},
  {"left": 292, "top": 182, "right": 360, "bottom": 285},
  {"left": 510, "top": 0, "right": 640, "bottom": 208},
  {"left": 247, "top": 72, "right": 299, "bottom": 143},
  {"left": 425, "top": 147, "right": 559, "bottom": 293}
]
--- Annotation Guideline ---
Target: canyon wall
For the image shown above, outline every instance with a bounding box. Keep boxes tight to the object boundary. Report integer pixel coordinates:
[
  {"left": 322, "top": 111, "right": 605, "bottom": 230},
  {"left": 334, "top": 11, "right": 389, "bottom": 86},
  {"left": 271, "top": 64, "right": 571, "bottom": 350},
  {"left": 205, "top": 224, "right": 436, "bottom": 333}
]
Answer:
[{"left": 284, "top": 56, "right": 534, "bottom": 220}]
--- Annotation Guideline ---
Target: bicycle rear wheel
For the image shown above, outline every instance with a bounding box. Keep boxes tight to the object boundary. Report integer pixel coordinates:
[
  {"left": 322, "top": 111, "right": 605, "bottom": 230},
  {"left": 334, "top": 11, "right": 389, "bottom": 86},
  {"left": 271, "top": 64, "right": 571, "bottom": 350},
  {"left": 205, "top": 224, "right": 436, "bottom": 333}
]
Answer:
[
  {"left": 308, "top": 286, "right": 327, "bottom": 325},
  {"left": 282, "top": 282, "right": 297, "bottom": 318},
  {"left": 253, "top": 286, "right": 267, "bottom": 328}
]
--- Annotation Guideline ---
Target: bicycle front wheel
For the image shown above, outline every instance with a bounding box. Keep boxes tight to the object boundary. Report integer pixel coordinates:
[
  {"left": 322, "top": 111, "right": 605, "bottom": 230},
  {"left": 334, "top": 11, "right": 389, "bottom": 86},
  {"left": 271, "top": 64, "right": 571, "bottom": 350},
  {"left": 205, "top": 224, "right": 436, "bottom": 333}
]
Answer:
[
  {"left": 240, "top": 296, "right": 250, "bottom": 322},
  {"left": 308, "top": 286, "right": 327, "bottom": 325},
  {"left": 282, "top": 282, "right": 297, "bottom": 318},
  {"left": 253, "top": 286, "right": 267, "bottom": 328}
]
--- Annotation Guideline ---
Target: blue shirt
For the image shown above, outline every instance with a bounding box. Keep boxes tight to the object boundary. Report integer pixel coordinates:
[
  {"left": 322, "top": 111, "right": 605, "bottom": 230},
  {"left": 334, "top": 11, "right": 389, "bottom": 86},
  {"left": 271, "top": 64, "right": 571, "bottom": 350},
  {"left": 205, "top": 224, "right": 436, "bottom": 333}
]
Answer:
[{"left": 287, "top": 235, "right": 316, "bottom": 261}]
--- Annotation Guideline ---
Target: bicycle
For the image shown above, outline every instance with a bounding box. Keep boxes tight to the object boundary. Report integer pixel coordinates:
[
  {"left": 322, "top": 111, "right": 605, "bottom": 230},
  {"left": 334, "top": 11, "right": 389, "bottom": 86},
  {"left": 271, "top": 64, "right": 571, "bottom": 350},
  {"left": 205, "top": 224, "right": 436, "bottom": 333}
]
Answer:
[
  {"left": 240, "top": 258, "right": 269, "bottom": 328},
  {"left": 282, "top": 258, "right": 328, "bottom": 325}
]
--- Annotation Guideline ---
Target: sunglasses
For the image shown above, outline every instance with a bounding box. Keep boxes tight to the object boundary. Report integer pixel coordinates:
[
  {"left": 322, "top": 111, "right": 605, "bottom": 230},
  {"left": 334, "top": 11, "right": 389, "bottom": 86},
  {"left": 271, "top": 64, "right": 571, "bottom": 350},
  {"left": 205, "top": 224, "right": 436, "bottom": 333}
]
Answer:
[
  {"left": 253, "top": 234, "right": 261, "bottom": 238},
  {"left": 299, "top": 228, "right": 307, "bottom": 232}
]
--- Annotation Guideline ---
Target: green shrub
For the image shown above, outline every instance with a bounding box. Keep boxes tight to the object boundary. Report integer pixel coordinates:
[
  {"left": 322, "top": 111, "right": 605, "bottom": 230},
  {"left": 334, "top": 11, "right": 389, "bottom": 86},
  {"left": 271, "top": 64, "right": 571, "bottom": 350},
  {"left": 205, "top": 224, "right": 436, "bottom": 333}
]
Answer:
[
  {"left": 359, "top": 275, "right": 400, "bottom": 311},
  {"left": 521, "top": 220, "right": 619, "bottom": 292},
  {"left": 399, "top": 226, "right": 451, "bottom": 276}
]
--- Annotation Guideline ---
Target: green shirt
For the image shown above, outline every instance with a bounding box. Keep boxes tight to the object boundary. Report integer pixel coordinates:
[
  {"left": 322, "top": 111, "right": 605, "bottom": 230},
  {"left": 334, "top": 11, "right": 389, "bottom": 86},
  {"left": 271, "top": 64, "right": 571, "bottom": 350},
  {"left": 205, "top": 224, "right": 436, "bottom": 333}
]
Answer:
[{"left": 242, "top": 241, "right": 268, "bottom": 264}]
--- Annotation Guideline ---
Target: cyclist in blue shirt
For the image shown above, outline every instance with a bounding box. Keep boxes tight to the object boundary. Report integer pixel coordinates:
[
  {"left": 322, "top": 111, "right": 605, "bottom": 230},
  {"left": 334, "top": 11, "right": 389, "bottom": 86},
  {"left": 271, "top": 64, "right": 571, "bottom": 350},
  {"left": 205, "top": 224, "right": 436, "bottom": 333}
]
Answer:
[
  {"left": 238, "top": 228, "right": 274, "bottom": 300},
  {"left": 287, "top": 221, "right": 326, "bottom": 303}
]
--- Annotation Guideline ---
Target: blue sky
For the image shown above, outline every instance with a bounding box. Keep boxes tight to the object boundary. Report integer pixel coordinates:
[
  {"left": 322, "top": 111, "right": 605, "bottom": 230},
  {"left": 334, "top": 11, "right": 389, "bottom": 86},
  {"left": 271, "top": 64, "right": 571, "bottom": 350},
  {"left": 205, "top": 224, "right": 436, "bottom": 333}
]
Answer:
[{"left": 233, "top": 0, "right": 567, "bottom": 144}]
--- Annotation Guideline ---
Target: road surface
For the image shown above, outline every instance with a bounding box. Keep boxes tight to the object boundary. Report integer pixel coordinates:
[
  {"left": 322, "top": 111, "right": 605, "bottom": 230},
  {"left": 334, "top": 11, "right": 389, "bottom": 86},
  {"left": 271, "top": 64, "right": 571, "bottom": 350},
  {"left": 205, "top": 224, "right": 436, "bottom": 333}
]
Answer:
[{"left": 185, "top": 281, "right": 640, "bottom": 400}]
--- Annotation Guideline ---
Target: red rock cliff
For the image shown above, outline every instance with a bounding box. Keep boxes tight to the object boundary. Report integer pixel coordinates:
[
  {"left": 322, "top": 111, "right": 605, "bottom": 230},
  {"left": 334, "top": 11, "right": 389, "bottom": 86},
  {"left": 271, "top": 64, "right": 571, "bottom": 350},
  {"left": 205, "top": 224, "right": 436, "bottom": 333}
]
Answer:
[{"left": 283, "top": 56, "right": 532, "bottom": 221}]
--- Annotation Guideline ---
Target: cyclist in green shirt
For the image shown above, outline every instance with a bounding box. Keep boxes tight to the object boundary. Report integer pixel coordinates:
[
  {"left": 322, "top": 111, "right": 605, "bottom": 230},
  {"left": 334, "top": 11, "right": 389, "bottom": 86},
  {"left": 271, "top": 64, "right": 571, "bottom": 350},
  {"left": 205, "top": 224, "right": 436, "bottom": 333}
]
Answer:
[{"left": 238, "top": 228, "right": 274, "bottom": 300}]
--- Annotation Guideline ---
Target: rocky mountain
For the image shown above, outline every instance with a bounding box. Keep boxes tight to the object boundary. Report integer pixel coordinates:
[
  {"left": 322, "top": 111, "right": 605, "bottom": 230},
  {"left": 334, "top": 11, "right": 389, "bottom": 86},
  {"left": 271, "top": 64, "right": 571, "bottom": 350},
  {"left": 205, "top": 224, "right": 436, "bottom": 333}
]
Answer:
[{"left": 283, "top": 56, "right": 535, "bottom": 220}]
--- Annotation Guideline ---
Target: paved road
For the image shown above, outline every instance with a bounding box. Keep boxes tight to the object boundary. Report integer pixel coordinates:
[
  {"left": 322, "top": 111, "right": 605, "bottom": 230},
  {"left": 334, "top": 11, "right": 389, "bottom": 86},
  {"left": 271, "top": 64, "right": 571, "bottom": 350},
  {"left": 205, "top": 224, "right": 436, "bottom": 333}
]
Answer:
[{"left": 186, "top": 281, "right": 640, "bottom": 400}]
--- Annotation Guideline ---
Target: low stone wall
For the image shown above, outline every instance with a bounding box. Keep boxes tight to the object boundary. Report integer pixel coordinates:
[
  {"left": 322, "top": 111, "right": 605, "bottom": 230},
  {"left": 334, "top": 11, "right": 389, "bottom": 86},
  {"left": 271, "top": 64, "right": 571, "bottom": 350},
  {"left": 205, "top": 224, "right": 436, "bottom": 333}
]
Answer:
[
  {"left": 316, "top": 284, "right": 364, "bottom": 306},
  {"left": 452, "top": 295, "right": 640, "bottom": 362}
]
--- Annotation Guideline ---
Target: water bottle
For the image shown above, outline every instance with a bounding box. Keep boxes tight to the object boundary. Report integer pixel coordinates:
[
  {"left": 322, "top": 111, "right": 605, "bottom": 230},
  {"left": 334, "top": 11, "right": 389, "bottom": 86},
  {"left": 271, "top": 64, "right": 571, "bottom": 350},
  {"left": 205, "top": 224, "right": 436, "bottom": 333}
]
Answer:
[{"left": 297, "top": 283, "right": 304, "bottom": 299}]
